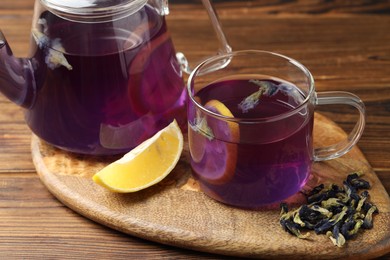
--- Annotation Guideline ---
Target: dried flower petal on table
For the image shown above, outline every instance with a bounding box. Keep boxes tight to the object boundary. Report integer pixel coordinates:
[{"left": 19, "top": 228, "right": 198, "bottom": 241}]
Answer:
[{"left": 279, "top": 172, "right": 379, "bottom": 247}]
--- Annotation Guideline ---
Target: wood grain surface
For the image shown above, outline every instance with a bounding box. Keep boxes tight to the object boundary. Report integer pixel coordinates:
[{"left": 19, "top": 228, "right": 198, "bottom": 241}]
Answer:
[
  {"left": 1, "top": 0, "right": 390, "bottom": 259},
  {"left": 32, "top": 113, "right": 390, "bottom": 259}
]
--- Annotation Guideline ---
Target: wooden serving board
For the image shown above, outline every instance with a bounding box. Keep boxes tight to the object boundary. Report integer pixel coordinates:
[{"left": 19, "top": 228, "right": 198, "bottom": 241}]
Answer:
[{"left": 32, "top": 113, "right": 390, "bottom": 259}]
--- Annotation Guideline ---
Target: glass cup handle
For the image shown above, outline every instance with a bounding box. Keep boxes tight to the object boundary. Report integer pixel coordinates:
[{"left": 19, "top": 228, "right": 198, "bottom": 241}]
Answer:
[
  {"left": 175, "top": 0, "right": 232, "bottom": 75},
  {"left": 314, "top": 91, "right": 366, "bottom": 161}
]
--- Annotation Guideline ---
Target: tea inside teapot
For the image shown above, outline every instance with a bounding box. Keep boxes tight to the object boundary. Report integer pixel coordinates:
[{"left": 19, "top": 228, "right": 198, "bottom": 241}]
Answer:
[
  {"left": 24, "top": 0, "right": 187, "bottom": 155},
  {"left": 0, "top": 0, "right": 230, "bottom": 155}
]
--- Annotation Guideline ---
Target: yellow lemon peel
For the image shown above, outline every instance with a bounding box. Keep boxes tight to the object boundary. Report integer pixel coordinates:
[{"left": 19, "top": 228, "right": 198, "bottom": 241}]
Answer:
[{"left": 93, "top": 120, "right": 183, "bottom": 193}]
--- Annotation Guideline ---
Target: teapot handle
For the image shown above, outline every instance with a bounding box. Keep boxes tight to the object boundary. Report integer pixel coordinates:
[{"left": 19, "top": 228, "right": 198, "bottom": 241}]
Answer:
[{"left": 175, "top": 0, "right": 232, "bottom": 75}]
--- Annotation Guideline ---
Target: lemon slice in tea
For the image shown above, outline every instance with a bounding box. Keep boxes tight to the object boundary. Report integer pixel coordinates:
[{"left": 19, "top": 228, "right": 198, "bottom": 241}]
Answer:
[
  {"left": 93, "top": 120, "right": 183, "bottom": 193},
  {"left": 189, "top": 99, "right": 239, "bottom": 185}
]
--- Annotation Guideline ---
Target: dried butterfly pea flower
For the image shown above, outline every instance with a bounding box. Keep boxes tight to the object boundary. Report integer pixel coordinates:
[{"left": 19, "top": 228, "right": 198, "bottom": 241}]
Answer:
[
  {"left": 340, "top": 220, "right": 355, "bottom": 239},
  {"left": 279, "top": 173, "right": 379, "bottom": 247},
  {"left": 354, "top": 212, "right": 365, "bottom": 221},
  {"left": 327, "top": 223, "right": 346, "bottom": 247},
  {"left": 343, "top": 181, "right": 360, "bottom": 202},
  {"left": 279, "top": 203, "right": 293, "bottom": 229},
  {"left": 307, "top": 183, "right": 325, "bottom": 196},
  {"left": 320, "top": 198, "right": 344, "bottom": 209},
  {"left": 239, "top": 80, "right": 275, "bottom": 113},
  {"left": 279, "top": 203, "right": 310, "bottom": 239},
  {"left": 314, "top": 219, "right": 334, "bottom": 234},
  {"left": 307, "top": 192, "right": 328, "bottom": 204},
  {"left": 281, "top": 219, "right": 310, "bottom": 239},
  {"left": 293, "top": 208, "right": 306, "bottom": 227},
  {"left": 310, "top": 205, "right": 333, "bottom": 218},
  {"left": 314, "top": 206, "right": 348, "bottom": 234},
  {"left": 356, "top": 190, "right": 369, "bottom": 212},
  {"left": 280, "top": 202, "right": 295, "bottom": 222},
  {"left": 296, "top": 205, "right": 326, "bottom": 229},
  {"left": 280, "top": 202, "right": 289, "bottom": 215},
  {"left": 307, "top": 184, "right": 343, "bottom": 204},
  {"left": 362, "top": 201, "right": 379, "bottom": 213},
  {"left": 363, "top": 205, "right": 378, "bottom": 229},
  {"left": 346, "top": 172, "right": 370, "bottom": 190},
  {"left": 340, "top": 206, "right": 365, "bottom": 239}
]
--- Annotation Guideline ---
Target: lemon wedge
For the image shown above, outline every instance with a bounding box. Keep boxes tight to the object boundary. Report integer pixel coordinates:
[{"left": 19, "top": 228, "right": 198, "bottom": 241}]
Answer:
[
  {"left": 93, "top": 120, "right": 183, "bottom": 192},
  {"left": 189, "top": 99, "right": 239, "bottom": 185}
]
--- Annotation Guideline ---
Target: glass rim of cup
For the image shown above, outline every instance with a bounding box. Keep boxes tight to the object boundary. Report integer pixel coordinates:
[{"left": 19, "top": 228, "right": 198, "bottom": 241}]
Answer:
[{"left": 187, "top": 49, "right": 316, "bottom": 124}]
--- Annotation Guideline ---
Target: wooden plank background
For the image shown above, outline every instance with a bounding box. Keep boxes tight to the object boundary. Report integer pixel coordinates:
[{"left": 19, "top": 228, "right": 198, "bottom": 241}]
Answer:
[{"left": 0, "top": 0, "right": 389, "bottom": 258}]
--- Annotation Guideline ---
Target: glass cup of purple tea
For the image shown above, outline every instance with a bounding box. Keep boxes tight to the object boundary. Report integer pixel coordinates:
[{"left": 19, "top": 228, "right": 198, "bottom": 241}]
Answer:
[{"left": 187, "top": 50, "right": 366, "bottom": 209}]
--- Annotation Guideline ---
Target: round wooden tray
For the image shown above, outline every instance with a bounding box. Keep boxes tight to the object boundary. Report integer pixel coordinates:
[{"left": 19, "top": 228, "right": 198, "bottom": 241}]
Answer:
[{"left": 32, "top": 113, "right": 390, "bottom": 259}]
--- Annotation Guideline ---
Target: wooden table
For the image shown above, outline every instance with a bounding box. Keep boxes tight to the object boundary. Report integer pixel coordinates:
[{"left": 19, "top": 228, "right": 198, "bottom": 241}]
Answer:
[{"left": 0, "top": 0, "right": 389, "bottom": 258}]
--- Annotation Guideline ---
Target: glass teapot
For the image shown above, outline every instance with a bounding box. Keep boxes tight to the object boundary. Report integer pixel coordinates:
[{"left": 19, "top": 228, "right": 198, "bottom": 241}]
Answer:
[{"left": 0, "top": 0, "right": 231, "bottom": 155}]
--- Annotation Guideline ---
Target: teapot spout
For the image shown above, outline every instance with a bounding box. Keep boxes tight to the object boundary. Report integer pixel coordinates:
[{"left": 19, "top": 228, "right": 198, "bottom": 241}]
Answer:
[{"left": 0, "top": 30, "right": 36, "bottom": 108}]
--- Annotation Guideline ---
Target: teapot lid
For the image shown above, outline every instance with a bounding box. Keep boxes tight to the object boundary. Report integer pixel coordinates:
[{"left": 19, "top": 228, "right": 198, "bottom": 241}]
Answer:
[{"left": 40, "top": 0, "right": 148, "bottom": 22}]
